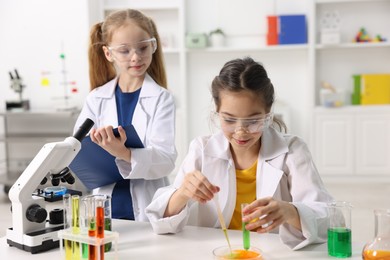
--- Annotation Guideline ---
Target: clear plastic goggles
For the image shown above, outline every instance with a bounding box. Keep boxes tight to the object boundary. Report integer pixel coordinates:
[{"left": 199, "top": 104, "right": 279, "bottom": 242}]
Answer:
[
  {"left": 213, "top": 112, "right": 273, "bottom": 134},
  {"left": 108, "top": 37, "right": 157, "bottom": 61}
]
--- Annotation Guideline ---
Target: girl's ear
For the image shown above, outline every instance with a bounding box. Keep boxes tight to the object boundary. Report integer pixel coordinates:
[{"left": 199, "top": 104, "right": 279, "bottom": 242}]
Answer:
[{"left": 102, "top": 46, "right": 114, "bottom": 62}]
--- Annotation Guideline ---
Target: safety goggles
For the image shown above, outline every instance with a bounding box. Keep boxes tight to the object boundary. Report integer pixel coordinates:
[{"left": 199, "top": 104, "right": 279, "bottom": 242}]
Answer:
[
  {"left": 213, "top": 112, "right": 273, "bottom": 134},
  {"left": 107, "top": 37, "right": 157, "bottom": 61}
]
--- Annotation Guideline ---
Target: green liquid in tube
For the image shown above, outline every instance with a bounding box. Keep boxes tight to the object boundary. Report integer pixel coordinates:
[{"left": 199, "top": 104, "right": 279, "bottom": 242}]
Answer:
[
  {"left": 241, "top": 203, "right": 250, "bottom": 250},
  {"left": 242, "top": 221, "right": 250, "bottom": 250},
  {"left": 104, "top": 218, "right": 112, "bottom": 252}
]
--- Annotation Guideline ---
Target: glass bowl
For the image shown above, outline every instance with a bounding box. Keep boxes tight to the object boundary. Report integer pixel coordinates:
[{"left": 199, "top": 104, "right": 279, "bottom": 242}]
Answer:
[{"left": 213, "top": 245, "right": 263, "bottom": 260}]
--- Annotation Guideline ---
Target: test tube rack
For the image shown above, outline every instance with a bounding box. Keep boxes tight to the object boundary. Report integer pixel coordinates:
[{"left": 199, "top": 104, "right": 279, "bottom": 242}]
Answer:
[{"left": 58, "top": 228, "right": 119, "bottom": 260}]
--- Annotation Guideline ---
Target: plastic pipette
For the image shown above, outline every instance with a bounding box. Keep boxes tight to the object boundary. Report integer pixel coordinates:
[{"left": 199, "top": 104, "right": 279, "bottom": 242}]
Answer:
[
  {"left": 213, "top": 194, "right": 232, "bottom": 253},
  {"left": 241, "top": 203, "right": 250, "bottom": 250}
]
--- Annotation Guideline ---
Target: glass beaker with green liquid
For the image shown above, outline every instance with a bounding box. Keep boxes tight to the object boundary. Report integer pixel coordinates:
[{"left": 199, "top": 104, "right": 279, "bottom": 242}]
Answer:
[{"left": 327, "top": 201, "right": 352, "bottom": 258}]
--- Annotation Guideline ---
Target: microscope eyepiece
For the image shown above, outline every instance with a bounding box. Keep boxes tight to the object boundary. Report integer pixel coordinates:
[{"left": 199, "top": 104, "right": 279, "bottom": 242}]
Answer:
[
  {"left": 73, "top": 118, "right": 94, "bottom": 142},
  {"left": 51, "top": 178, "right": 60, "bottom": 186},
  {"left": 51, "top": 167, "right": 75, "bottom": 186},
  {"left": 62, "top": 172, "right": 75, "bottom": 185}
]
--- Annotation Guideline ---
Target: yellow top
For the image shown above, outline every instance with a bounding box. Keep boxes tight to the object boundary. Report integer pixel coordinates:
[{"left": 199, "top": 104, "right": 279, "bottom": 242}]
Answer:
[{"left": 229, "top": 160, "right": 257, "bottom": 230}]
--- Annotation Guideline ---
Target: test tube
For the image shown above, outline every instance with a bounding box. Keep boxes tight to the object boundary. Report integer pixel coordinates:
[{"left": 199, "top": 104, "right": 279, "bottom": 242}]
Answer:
[
  {"left": 82, "top": 195, "right": 96, "bottom": 260},
  {"left": 63, "top": 193, "right": 72, "bottom": 260},
  {"left": 241, "top": 203, "right": 250, "bottom": 250},
  {"left": 96, "top": 197, "right": 105, "bottom": 260},
  {"left": 102, "top": 195, "right": 112, "bottom": 252},
  {"left": 72, "top": 195, "right": 81, "bottom": 260}
]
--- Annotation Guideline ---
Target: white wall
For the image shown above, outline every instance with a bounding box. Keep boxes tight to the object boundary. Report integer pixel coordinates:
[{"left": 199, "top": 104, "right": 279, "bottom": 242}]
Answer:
[{"left": 0, "top": 0, "right": 90, "bottom": 111}]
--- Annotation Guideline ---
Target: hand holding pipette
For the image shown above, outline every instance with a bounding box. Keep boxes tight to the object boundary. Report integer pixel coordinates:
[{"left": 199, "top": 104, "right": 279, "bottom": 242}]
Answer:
[{"left": 213, "top": 193, "right": 232, "bottom": 253}]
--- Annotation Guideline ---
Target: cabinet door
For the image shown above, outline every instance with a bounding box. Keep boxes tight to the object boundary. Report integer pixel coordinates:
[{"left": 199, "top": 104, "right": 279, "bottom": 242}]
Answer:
[
  {"left": 355, "top": 114, "right": 390, "bottom": 175},
  {"left": 314, "top": 113, "right": 354, "bottom": 175}
]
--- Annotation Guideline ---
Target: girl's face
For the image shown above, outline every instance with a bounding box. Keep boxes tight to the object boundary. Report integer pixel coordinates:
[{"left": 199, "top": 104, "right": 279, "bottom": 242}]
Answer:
[
  {"left": 103, "top": 22, "right": 154, "bottom": 78},
  {"left": 217, "top": 90, "right": 268, "bottom": 154}
]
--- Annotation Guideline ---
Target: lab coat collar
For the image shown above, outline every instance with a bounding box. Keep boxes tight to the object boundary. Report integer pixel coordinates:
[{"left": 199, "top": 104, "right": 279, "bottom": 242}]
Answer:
[
  {"left": 260, "top": 127, "right": 289, "bottom": 161},
  {"left": 93, "top": 74, "right": 162, "bottom": 98},
  {"left": 203, "top": 131, "right": 231, "bottom": 161},
  {"left": 257, "top": 128, "right": 288, "bottom": 198}
]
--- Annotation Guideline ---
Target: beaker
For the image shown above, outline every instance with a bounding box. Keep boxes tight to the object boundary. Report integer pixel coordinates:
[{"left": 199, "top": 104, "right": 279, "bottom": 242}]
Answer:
[
  {"left": 328, "top": 201, "right": 352, "bottom": 258},
  {"left": 362, "top": 209, "right": 390, "bottom": 259}
]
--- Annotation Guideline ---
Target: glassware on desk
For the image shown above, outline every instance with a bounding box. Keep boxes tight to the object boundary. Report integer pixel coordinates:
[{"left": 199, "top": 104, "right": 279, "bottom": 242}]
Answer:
[
  {"left": 81, "top": 194, "right": 112, "bottom": 254},
  {"left": 362, "top": 209, "right": 390, "bottom": 260},
  {"left": 213, "top": 245, "right": 262, "bottom": 260},
  {"left": 327, "top": 201, "right": 352, "bottom": 258}
]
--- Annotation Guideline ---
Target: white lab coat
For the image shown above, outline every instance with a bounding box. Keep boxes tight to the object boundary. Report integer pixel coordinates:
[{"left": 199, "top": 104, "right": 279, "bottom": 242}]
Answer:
[
  {"left": 74, "top": 74, "right": 177, "bottom": 221},
  {"left": 145, "top": 127, "right": 333, "bottom": 250}
]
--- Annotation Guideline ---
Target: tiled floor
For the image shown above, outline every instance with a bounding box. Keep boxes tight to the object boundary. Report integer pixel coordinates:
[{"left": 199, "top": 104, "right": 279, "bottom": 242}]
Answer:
[{"left": 0, "top": 182, "right": 389, "bottom": 244}]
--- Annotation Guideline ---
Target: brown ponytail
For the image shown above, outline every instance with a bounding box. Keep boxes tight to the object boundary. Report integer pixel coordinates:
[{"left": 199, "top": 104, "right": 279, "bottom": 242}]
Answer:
[
  {"left": 88, "top": 22, "right": 116, "bottom": 91},
  {"left": 146, "top": 18, "right": 167, "bottom": 88}
]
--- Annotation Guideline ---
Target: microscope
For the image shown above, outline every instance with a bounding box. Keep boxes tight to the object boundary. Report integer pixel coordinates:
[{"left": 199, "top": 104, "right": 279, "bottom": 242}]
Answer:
[
  {"left": 6, "top": 69, "right": 30, "bottom": 111},
  {"left": 6, "top": 118, "right": 94, "bottom": 254}
]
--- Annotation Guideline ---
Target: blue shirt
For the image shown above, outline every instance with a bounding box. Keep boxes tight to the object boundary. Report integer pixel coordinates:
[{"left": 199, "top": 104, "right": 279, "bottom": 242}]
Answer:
[{"left": 112, "top": 84, "right": 141, "bottom": 220}]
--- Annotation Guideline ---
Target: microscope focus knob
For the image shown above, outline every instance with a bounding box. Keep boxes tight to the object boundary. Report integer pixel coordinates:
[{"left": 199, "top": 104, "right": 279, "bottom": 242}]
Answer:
[{"left": 26, "top": 204, "right": 47, "bottom": 223}]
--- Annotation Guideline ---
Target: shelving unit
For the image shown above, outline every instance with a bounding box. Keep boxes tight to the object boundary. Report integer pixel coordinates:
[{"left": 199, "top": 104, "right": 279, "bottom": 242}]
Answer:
[
  {"left": 89, "top": 0, "right": 390, "bottom": 181},
  {"left": 310, "top": 0, "right": 390, "bottom": 179}
]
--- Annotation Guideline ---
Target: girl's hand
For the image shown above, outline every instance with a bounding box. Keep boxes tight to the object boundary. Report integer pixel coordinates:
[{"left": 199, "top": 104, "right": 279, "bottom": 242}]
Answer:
[
  {"left": 178, "top": 170, "right": 220, "bottom": 204},
  {"left": 90, "top": 125, "right": 131, "bottom": 162},
  {"left": 241, "top": 197, "right": 301, "bottom": 233},
  {"left": 164, "top": 171, "right": 220, "bottom": 217}
]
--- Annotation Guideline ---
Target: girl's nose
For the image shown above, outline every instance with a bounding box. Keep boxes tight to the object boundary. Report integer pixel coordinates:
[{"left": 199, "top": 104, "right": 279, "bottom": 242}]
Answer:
[
  {"left": 234, "top": 125, "right": 249, "bottom": 134},
  {"left": 131, "top": 52, "right": 141, "bottom": 62}
]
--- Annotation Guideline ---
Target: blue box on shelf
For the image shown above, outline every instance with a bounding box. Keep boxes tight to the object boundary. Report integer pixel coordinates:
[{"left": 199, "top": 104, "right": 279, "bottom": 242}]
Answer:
[{"left": 278, "top": 15, "right": 307, "bottom": 44}]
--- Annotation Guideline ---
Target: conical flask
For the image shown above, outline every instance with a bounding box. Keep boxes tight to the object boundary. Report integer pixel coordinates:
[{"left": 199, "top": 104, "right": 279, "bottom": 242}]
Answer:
[{"left": 362, "top": 209, "right": 390, "bottom": 259}]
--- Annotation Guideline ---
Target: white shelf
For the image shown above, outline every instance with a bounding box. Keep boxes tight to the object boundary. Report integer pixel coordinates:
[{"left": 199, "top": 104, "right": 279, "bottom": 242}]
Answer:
[
  {"left": 187, "top": 44, "right": 308, "bottom": 53},
  {"left": 103, "top": 0, "right": 181, "bottom": 10},
  {"left": 316, "top": 42, "right": 390, "bottom": 50},
  {"left": 314, "top": 105, "right": 390, "bottom": 113},
  {"left": 316, "top": 0, "right": 390, "bottom": 3}
]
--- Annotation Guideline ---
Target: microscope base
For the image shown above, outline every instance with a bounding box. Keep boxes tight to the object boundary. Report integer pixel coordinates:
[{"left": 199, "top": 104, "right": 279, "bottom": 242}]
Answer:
[{"left": 6, "top": 225, "right": 64, "bottom": 254}]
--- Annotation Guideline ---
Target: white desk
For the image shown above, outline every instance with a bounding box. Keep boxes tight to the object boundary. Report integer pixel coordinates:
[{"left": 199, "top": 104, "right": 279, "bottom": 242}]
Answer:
[{"left": 0, "top": 220, "right": 364, "bottom": 259}]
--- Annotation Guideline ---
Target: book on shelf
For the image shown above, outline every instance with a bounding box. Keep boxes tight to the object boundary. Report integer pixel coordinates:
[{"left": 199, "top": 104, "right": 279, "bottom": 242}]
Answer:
[
  {"left": 278, "top": 15, "right": 307, "bottom": 45},
  {"left": 360, "top": 74, "right": 390, "bottom": 105}
]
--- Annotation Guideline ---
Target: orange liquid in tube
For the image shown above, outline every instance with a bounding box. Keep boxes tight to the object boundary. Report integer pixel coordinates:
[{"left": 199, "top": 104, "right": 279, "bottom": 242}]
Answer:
[{"left": 96, "top": 206, "right": 105, "bottom": 260}]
